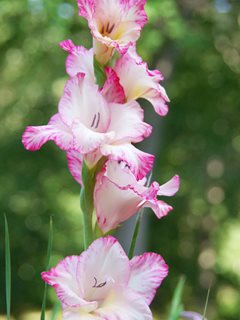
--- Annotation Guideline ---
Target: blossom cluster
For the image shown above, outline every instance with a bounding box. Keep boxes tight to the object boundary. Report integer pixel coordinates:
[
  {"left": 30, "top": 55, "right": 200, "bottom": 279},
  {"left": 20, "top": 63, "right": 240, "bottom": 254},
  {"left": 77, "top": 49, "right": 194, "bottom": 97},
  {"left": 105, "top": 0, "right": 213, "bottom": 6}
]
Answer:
[{"left": 22, "top": 0, "right": 180, "bottom": 319}]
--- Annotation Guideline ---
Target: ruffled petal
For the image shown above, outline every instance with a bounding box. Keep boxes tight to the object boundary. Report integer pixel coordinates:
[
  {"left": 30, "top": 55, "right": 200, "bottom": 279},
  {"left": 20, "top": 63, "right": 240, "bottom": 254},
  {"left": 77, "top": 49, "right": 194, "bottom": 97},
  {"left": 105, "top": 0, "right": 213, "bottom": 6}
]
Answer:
[
  {"left": 72, "top": 121, "right": 114, "bottom": 154},
  {"left": 77, "top": 236, "right": 130, "bottom": 301},
  {"left": 114, "top": 49, "right": 169, "bottom": 116},
  {"left": 157, "top": 175, "right": 180, "bottom": 196},
  {"left": 77, "top": 0, "right": 95, "bottom": 19},
  {"left": 94, "top": 167, "right": 142, "bottom": 232},
  {"left": 60, "top": 40, "right": 95, "bottom": 81},
  {"left": 129, "top": 253, "right": 168, "bottom": 305},
  {"left": 145, "top": 199, "right": 173, "bottom": 219},
  {"left": 22, "top": 113, "right": 73, "bottom": 151},
  {"left": 66, "top": 149, "right": 83, "bottom": 184},
  {"left": 108, "top": 101, "right": 152, "bottom": 143},
  {"left": 41, "top": 256, "right": 97, "bottom": 310},
  {"left": 59, "top": 74, "right": 110, "bottom": 131},
  {"left": 96, "top": 288, "right": 152, "bottom": 320},
  {"left": 100, "top": 143, "right": 154, "bottom": 180},
  {"left": 94, "top": 161, "right": 179, "bottom": 232},
  {"left": 101, "top": 68, "right": 125, "bottom": 103},
  {"left": 63, "top": 309, "right": 98, "bottom": 320}
]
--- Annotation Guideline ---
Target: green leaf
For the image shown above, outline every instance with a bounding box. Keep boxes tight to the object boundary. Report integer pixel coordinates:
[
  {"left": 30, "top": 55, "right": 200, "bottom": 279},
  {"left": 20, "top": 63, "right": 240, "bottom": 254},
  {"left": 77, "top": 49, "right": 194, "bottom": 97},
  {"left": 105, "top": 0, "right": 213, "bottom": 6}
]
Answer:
[
  {"left": 202, "top": 284, "right": 211, "bottom": 320},
  {"left": 94, "top": 57, "right": 106, "bottom": 87},
  {"left": 50, "top": 301, "right": 61, "bottom": 320},
  {"left": 168, "top": 276, "right": 186, "bottom": 320},
  {"left": 4, "top": 214, "right": 11, "bottom": 320},
  {"left": 40, "top": 216, "right": 53, "bottom": 320}
]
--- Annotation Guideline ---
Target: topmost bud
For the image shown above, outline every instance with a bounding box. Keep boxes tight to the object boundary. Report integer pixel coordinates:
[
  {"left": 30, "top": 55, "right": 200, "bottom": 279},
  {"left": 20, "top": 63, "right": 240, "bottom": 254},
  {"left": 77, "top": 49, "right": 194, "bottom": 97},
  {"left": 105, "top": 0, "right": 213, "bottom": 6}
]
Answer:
[{"left": 77, "top": 0, "right": 148, "bottom": 65}]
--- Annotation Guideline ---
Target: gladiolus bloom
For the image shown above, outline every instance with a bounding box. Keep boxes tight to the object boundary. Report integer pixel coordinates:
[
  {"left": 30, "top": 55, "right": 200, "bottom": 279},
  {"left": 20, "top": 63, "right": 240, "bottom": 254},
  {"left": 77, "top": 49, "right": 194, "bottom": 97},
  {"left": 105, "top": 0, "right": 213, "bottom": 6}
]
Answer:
[
  {"left": 77, "top": 0, "right": 148, "bottom": 64},
  {"left": 42, "top": 236, "right": 168, "bottom": 320},
  {"left": 22, "top": 73, "right": 153, "bottom": 177},
  {"left": 94, "top": 160, "right": 180, "bottom": 233},
  {"left": 114, "top": 48, "right": 170, "bottom": 116}
]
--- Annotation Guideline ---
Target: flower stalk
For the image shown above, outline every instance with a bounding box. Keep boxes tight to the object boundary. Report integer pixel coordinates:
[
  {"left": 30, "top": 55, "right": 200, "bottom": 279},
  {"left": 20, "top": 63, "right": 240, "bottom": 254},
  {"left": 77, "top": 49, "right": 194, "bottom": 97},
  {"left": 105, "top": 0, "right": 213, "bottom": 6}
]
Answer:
[{"left": 80, "top": 158, "right": 105, "bottom": 249}]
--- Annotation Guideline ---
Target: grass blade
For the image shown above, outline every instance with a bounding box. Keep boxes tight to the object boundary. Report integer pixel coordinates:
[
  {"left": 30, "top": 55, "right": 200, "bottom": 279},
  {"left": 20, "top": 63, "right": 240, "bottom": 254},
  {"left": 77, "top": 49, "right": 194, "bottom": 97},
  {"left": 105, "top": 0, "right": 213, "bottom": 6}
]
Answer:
[
  {"left": 40, "top": 216, "right": 53, "bottom": 320},
  {"left": 4, "top": 214, "right": 11, "bottom": 320},
  {"left": 202, "top": 284, "right": 211, "bottom": 320},
  {"left": 50, "top": 301, "right": 61, "bottom": 320},
  {"left": 128, "top": 172, "right": 152, "bottom": 259},
  {"left": 168, "top": 276, "right": 186, "bottom": 320}
]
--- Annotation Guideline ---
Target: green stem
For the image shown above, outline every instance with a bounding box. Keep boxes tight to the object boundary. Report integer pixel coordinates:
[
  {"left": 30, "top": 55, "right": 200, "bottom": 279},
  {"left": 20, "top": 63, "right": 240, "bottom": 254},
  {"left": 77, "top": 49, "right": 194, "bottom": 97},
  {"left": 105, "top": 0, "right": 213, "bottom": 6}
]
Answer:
[
  {"left": 128, "top": 209, "right": 143, "bottom": 259},
  {"left": 80, "top": 158, "right": 105, "bottom": 249},
  {"left": 128, "top": 172, "right": 153, "bottom": 259},
  {"left": 202, "top": 284, "right": 211, "bottom": 320}
]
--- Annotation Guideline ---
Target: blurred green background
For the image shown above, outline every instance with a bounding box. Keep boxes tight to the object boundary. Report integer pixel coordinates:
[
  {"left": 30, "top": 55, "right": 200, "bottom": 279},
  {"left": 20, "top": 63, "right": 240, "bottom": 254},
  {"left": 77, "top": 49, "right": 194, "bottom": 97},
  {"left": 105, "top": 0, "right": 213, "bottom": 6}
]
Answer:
[{"left": 0, "top": 0, "right": 240, "bottom": 319}]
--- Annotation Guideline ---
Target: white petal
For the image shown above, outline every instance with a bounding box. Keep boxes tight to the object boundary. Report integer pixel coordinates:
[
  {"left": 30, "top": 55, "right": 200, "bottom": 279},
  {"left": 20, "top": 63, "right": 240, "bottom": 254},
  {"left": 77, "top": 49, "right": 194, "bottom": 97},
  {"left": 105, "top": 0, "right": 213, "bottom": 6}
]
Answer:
[
  {"left": 96, "top": 288, "right": 152, "bottom": 320},
  {"left": 72, "top": 121, "right": 114, "bottom": 154},
  {"left": 157, "top": 175, "right": 180, "bottom": 196},
  {"left": 115, "top": 50, "right": 169, "bottom": 116},
  {"left": 59, "top": 74, "right": 110, "bottom": 131},
  {"left": 41, "top": 256, "right": 97, "bottom": 310},
  {"left": 145, "top": 199, "right": 173, "bottom": 219},
  {"left": 63, "top": 309, "right": 98, "bottom": 320},
  {"left": 22, "top": 113, "right": 73, "bottom": 151},
  {"left": 94, "top": 169, "right": 142, "bottom": 233},
  {"left": 129, "top": 253, "right": 168, "bottom": 305},
  {"left": 60, "top": 40, "right": 95, "bottom": 81},
  {"left": 66, "top": 150, "right": 83, "bottom": 184},
  {"left": 108, "top": 101, "right": 152, "bottom": 143},
  {"left": 100, "top": 143, "right": 154, "bottom": 180},
  {"left": 77, "top": 236, "right": 130, "bottom": 302}
]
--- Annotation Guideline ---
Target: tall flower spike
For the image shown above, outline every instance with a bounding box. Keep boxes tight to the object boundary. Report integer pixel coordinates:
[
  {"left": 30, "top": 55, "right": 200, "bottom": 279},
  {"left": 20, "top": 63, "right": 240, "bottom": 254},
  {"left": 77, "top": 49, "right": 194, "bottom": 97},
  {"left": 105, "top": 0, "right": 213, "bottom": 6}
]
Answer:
[
  {"left": 77, "top": 0, "right": 148, "bottom": 64},
  {"left": 94, "top": 160, "right": 180, "bottom": 233},
  {"left": 114, "top": 47, "right": 170, "bottom": 116},
  {"left": 42, "top": 236, "right": 168, "bottom": 320}
]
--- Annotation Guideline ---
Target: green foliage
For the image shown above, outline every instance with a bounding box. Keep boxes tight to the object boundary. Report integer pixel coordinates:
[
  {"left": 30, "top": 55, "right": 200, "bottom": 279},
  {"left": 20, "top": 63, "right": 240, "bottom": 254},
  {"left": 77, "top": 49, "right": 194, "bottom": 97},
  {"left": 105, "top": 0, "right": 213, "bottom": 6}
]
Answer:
[
  {"left": 50, "top": 301, "right": 61, "bottom": 320},
  {"left": 202, "top": 285, "right": 211, "bottom": 320},
  {"left": 94, "top": 57, "right": 107, "bottom": 88},
  {"left": 168, "top": 277, "right": 185, "bottom": 320},
  {"left": 40, "top": 217, "right": 53, "bottom": 320},
  {"left": 4, "top": 215, "right": 11, "bottom": 320}
]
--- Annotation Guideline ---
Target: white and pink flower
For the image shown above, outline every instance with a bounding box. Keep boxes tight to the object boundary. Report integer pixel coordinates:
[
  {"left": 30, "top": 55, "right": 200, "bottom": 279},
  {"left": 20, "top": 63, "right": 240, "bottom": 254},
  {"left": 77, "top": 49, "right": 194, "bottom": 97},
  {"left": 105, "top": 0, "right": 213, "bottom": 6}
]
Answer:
[
  {"left": 22, "top": 73, "right": 153, "bottom": 178},
  {"left": 59, "top": 39, "right": 95, "bottom": 82},
  {"left": 94, "top": 160, "right": 180, "bottom": 233},
  {"left": 60, "top": 39, "right": 126, "bottom": 103},
  {"left": 114, "top": 47, "right": 170, "bottom": 116},
  {"left": 42, "top": 236, "right": 168, "bottom": 320},
  {"left": 77, "top": 0, "right": 148, "bottom": 64}
]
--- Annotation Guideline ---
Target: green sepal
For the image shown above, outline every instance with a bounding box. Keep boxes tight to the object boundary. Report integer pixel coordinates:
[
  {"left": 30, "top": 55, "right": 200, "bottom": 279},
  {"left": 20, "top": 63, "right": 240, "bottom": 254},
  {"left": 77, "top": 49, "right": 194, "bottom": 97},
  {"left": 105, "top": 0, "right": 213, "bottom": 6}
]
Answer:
[
  {"left": 80, "top": 157, "right": 107, "bottom": 249},
  {"left": 94, "top": 57, "right": 107, "bottom": 88}
]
